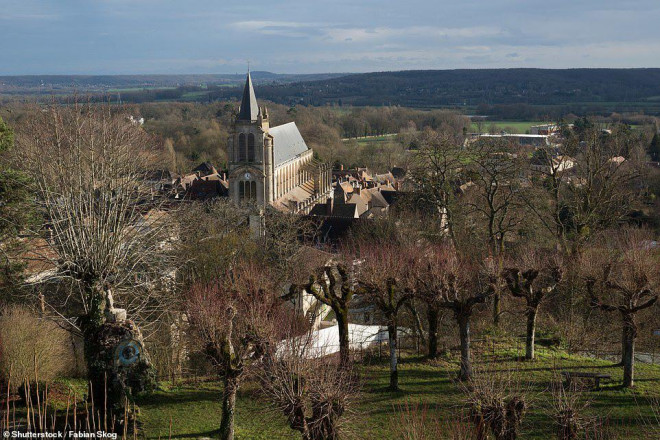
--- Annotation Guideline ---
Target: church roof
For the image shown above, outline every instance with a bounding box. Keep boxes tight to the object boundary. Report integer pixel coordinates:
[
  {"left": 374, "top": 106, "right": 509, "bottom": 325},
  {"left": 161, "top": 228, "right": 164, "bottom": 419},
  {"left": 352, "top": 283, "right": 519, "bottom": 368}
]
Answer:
[
  {"left": 238, "top": 72, "right": 259, "bottom": 121},
  {"left": 270, "top": 122, "right": 310, "bottom": 166}
]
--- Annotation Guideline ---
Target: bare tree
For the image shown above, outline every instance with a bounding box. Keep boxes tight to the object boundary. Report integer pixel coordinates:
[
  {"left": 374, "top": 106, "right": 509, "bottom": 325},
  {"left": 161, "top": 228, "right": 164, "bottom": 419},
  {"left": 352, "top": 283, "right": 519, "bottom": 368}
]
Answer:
[
  {"left": 408, "top": 129, "right": 466, "bottom": 241},
  {"left": 175, "top": 198, "right": 250, "bottom": 285},
  {"left": 15, "top": 102, "right": 176, "bottom": 410},
  {"left": 415, "top": 245, "right": 495, "bottom": 381},
  {"left": 261, "top": 206, "right": 317, "bottom": 277},
  {"left": 293, "top": 259, "right": 354, "bottom": 369},
  {"left": 465, "top": 138, "right": 525, "bottom": 326},
  {"left": 466, "top": 139, "right": 524, "bottom": 257},
  {"left": 409, "top": 244, "right": 451, "bottom": 360},
  {"left": 549, "top": 378, "right": 595, "bottom": 440},
  {"left": 258, "top": 326, "right": 359, "bottom": 440},
  {"left": 462, "top": 368, "right": 528, "bottom": 440},
  {"left": 583, "top": 229, "right": 659, "bottom": 388},
  {"left": 502, "top": 250, "right": 562, "bottom": 360},
  {"left": 527, "top": 124, "right": 644, "bottom": 253},
  {"left": 185, "top": 259, "right": 282, "bottom": 440},
  {"left": 392, "top": 402, "right": 478, "bottom": 440},
  {"left": 353, "top": 242, "right": 412, "bottom": 391}
]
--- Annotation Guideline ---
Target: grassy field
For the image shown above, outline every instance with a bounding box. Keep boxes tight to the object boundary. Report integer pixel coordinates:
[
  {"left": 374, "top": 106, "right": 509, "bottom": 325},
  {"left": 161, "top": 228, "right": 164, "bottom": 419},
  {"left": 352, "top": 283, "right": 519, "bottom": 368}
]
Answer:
[
  {"left": 343, "top": 134, "right": 398, "bottom": 143},
  {"left": 470, "top": 120, "right": 548, "bottom": 134},
  {"left": 107, "top": 86, "right": 177, "bottom": 92},
  {"left": 136, "top": 342, "right": 660, "bottom": 439}
]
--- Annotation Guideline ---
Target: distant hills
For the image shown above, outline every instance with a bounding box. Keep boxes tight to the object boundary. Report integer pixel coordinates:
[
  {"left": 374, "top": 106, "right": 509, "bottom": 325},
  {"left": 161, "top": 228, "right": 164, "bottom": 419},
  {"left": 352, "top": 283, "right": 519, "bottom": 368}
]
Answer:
[
  {"left": 244, "top": 68, "right": 660, "bottom": 109},
  {"left": 0, "top": 71, "right": 347, "bottom": 93},
  {"left": 3, "top": 68, "right": 660, "bottom": 116}
]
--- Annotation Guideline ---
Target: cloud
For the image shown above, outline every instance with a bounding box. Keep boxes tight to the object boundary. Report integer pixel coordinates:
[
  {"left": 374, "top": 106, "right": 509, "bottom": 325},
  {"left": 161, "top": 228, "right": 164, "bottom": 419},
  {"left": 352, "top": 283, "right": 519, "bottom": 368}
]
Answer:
[
  {"left": 2, "top": 0, "right": 660, "bottom": 74},
  {"left": 230, "top": 20, "right": 325, "bottom": 38},
  {"left": 323, "top": 26, "right": 505, "bottom": 43}
]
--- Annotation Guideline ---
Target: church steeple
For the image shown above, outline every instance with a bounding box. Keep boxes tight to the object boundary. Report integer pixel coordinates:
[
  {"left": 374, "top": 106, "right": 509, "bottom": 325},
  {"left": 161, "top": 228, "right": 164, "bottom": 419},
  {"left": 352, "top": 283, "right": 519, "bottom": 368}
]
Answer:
[{"left": 237, "top": 71, "right": 259, "bottom": 121}]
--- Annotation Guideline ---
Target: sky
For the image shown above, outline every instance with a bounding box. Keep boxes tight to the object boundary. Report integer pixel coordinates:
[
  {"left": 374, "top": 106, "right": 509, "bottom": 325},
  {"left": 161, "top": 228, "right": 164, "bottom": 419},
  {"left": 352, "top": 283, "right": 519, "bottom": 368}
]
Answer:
[{"left": 1, "top": 0, "right": 660, "bottom": 75}]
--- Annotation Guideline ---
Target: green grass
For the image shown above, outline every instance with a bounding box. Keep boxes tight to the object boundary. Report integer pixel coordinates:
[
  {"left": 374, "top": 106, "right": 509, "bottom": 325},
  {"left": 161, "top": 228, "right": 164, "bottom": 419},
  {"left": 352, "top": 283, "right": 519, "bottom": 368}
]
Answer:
[
  {"left": 137, "top": 381, "right": 297, "bottom": 439},
  {"left": 344, "top": 134, "right": 398, "bottom": 143},
  {"left": 181, "top": 91, "right": 210, "bottom": 100},
  {"left": 470, "top": 121, "right": 548, "bottom": 134},
  {"left": 107, "top": 87, "right": 177, "bottom": 92},
  {"left": 136, "top": 344, "right": 660, "bottom": 439}
]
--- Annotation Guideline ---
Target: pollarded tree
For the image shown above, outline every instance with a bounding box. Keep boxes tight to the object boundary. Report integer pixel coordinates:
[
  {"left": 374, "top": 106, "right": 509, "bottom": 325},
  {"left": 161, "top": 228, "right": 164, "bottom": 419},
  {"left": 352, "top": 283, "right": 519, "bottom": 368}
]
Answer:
[
  {"left": 583, "top": 229, "right": 659, "bottom": 388},
  {"left": 409, "top": 243, "right": 453, "bottom": 360},
  {"left": 15, "top": 103, "right": 175, "bottom": 414},
  {"left": 353, "top": 242, "right": 413, "bottom": 391},
  {"left": 258, "top": 325, "right": 360, "bottom": 440},
  {"left": 416, "top": 245, "right": 495, "bottom": 381},
  {"left": 293, "top": 260, "right": 354, "bottom": 370},
  {"left": 186, "top": 259, "right": 282, "bottom": 440},
  {"left": 502, "top": 250, "right": 562, "bottom": 360}
]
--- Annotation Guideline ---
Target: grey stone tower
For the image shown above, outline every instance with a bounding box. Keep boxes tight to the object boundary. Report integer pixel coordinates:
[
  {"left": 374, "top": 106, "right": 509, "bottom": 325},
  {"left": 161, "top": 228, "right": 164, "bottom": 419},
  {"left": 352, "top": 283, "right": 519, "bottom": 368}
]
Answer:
[{"left": 227, "top": 71, "right": 275, "bottom": 207}]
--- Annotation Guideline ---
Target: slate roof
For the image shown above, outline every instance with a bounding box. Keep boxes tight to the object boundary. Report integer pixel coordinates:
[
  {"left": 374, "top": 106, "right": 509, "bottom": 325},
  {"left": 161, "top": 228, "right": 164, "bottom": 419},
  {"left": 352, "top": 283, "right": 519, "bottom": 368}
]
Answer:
[
  {"left": 192, "top": 161, "right": 217, "bottom": 176},
  {"left": 309, "top": 202, "right": 359, "bottom": 219},
  {"left": 270, "top": 122, "right": 310, "bottom": 166},
  {"left": 238, "top": 72, "right": 259, "bottom": 121}
]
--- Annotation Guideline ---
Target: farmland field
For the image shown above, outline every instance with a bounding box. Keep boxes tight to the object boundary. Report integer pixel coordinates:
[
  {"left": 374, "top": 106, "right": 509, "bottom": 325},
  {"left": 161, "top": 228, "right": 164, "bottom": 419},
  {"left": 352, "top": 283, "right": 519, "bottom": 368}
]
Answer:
[{"left": 470, "top": 120, "right": 549, "bottom": 134}]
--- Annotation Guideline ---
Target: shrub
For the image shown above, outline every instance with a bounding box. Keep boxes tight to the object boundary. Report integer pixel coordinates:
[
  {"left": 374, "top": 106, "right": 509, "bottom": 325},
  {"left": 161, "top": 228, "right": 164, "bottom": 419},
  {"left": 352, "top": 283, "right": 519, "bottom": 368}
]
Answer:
[
  {"left": 0, "top": 305, "right": 73, "bottom": 388},
  {"left": 392, "top": 401, "right": 478, "bottom": 440}
]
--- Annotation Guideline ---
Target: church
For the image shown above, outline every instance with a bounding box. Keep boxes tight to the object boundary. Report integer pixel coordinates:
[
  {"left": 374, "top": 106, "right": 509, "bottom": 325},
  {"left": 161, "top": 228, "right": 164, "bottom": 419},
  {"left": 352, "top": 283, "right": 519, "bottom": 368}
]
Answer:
[{"left": 227, "top": 72, "right": 333, "bottom": 214}]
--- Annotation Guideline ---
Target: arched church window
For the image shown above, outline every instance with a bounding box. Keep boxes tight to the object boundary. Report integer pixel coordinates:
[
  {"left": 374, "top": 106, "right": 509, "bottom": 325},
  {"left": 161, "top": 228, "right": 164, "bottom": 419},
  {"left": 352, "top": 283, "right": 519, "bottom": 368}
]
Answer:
[
  {"left": 238, "top": 134, "right": 246, "bottom": 161},
  {"left": 239, "top": 180, "right": 257, "bottom": 201},
  {"left": 248, "top": 133, "right": 255, "bottom": 162}
]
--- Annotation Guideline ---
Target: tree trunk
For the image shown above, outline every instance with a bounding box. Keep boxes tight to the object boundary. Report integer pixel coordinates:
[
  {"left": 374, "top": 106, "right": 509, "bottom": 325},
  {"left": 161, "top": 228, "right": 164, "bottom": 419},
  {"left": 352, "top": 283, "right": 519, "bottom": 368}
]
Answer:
[
  {"left": 525, "top": 307, "right": 538, "bottom": 360},
  {"left": 493, "top": 291, "right": 501, "bottom": 327},
  {"left": 81, "top": 283, "right": 108, "bottom": 418},
  {"left": 427, "top": 305, "right": 439, "bottom": 359},
  {"left": 336, "top": 308, "right": 350, "bottom": 370},
  {"left": 618, "top": 325, "right": 628, "bottom": 366},
  {"left": 220, "top": 375, "right": 238, "bottom": 440},
  {"left": 407, "top": 301, "right": 426, "bottom": 346},
  {"left": 387, "top": 323, "right": 399, "bottom": 391},
  {"left": 458, "top": 314, "right": 472, "bottom": 381},
  {"left": 622, "top": 316, "right": 636, "bottom": 388}
]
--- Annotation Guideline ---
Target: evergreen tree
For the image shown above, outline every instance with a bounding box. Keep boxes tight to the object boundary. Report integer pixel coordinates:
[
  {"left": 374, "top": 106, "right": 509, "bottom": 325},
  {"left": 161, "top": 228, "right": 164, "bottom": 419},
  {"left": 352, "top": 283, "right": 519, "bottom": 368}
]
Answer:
[{"left": 649, "top": 132, "right": 660, "bottom": 161}]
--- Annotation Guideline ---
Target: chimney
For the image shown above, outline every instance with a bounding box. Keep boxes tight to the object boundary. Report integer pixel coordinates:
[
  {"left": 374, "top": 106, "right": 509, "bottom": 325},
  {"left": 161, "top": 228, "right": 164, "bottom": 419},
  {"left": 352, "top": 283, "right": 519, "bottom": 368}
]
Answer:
[{"left": 326, "top": 197, "right": 334, "bottom": 216}]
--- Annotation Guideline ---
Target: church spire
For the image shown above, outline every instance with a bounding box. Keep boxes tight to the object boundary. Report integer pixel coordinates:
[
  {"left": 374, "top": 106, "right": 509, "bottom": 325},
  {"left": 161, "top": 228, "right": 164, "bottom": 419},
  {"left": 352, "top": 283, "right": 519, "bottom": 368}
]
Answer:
[{"left": 237, "top": 71, "right": 259, "bottom": 121}]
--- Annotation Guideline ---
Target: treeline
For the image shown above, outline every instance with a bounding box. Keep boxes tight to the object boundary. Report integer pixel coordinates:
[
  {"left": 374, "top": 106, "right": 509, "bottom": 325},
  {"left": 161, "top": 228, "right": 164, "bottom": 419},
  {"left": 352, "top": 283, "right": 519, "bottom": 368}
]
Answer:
[
  {"left": 76, "top": 68, "right": 660, "bottom": 119},
  {"left": 112, "top": 101, "right": 469, "bottom": 173},
  {"left": 0, "top": 72, "right": 345, "bottom": 95},
  {"left": 244, "top": 68, "right": 660, "bottom": 108}
]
